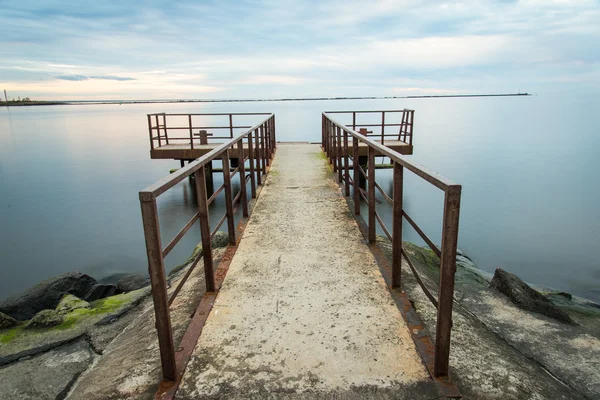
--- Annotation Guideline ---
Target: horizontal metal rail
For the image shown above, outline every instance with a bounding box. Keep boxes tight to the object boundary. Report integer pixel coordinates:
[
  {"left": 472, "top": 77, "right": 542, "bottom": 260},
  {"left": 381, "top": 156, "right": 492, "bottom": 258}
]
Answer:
[
  {"left": 140, "top": 113, "right": 276, "bottom": 382},
  {"left": 323, "top": 109, "right": 414, "bottom": 146},
  {"left": 322, "top": 111, "right": 461, "bottom": 378},
  {"left": 146, "top": 112, "right": 272, "bottom": 151}
]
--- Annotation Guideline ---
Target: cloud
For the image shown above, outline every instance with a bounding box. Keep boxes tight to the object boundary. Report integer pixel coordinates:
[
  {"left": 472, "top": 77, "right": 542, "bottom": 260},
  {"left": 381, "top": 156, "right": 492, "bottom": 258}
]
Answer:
[
  {"left": 91, "top": 75, "right": 136, "bottom": 81},
  {"left": 56, "top": 75, "right": 135, "bottom": 81},
  {"left": 1, "top": 0, "right": 599, "bottom": 99},
  {"left": 57, "top": 75, "right": 88, "bottom": 81}
]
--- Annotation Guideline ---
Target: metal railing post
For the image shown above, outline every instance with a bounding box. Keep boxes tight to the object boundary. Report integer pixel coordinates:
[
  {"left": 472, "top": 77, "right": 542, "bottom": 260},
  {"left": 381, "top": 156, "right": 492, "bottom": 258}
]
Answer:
[
  {"left": 265, "top": 123, "right": 271, "bottom": 166},
  {"left": 353, "top": 136, "right": 360, "bottom": 215},
  {"left": 155, "top": 114, "right": 162, "bottom": 147},
  {"left": 343, "top": 130, "right": 350, "bottom": 196},
  {"left": 332, "top": 124, "right": 338, "bottom": 174},
  {"left": 434, "top": 186, "right": 461, "bottom": 377},
  {"left": 194, "top": 167, "right": 215, "bottom": 292},
  {"left": 237, "top": 140, "right": 249, "bottom": 217},
  {"left": 148, "top": 115, "right": 154, "bottom": 150},
  {"left": 260, "top": 125, "right": 267, "bottom": 174},
  {"left": 381, "top": 111, "right": 385, "bottom": 145},
  {"left": 188, "top": 115, "right": 194, "bottom": 150},
  {"left": 392, "top": 162, "right": 403, "bottom": 288},
  {"left": 248, "top": 132, "right": 257, "bottom": 198},
  {"left": 163, "top": 114, "right": 169, "bottom": 145},
  {"left": 139, "top": 197, "right": 176, "bottom": 381},
  {"left": 222, "top": 150, "right": 236, "bottom": 245},
  {"left": 254, "top": 129, "right": 262, "bottom": 186},
  {"left": 229, "top": 114, "right": 234, "bottom": 138},
  {"left": 368, "top": 146, "right": 376, "bottom": 243},
  {"left": 337, "top": 126, "right": 343, "bottom": 184},
  {"left": 321, "top": 115, "right": 325, "bottom": 149},
  {"left": 272, "top": 115, "right": 277, "bottom": 149}
]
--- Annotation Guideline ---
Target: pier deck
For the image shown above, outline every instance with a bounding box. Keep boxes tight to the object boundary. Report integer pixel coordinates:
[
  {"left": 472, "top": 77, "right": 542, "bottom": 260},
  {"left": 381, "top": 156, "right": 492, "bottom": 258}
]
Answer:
[{"left": 175, "top": 143, "right": 437, "bottom": 399}]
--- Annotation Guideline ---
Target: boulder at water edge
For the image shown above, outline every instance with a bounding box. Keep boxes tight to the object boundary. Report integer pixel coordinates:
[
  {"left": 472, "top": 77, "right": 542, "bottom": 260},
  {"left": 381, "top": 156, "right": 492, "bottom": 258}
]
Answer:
[
  {"left": 116, "top": 274, "right": 149, "bottom": 292},
  {"left": 84, "top": 284, "right": 120, "bottom": 301},
  {"left": 0, "top": 311, "right": 17, "bottom": 329},
  {"left": 490, "top": 268, "right": 575, "bottom": 325},
  {"left": 0, "top": 272, "right": 97, "bottom": 321}
]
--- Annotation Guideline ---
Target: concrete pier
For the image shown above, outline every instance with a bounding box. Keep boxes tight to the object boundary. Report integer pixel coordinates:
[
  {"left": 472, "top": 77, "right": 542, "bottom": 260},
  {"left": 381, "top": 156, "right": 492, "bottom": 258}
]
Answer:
[{"left": 177, "top": 143, "right": 438, "bottom": 399}]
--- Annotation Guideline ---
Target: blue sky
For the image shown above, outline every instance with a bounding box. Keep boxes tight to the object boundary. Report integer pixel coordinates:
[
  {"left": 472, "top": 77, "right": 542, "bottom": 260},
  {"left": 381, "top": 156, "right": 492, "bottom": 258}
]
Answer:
[{"left": 0, "top": 0, "right": 598, "bottom": 100}]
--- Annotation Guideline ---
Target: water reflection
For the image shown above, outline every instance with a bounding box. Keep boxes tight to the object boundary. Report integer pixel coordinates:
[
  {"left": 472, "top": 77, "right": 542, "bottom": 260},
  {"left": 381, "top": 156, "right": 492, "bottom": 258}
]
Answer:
[{"left": 0, "top": 97, "right": 598, "bottom": 303}]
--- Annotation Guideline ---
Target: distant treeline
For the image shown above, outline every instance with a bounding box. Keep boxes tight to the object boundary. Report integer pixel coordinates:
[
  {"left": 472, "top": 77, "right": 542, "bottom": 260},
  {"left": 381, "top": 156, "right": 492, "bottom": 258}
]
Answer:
[{"left": 1, "top": 100, "right": 66, "bottom": 106}]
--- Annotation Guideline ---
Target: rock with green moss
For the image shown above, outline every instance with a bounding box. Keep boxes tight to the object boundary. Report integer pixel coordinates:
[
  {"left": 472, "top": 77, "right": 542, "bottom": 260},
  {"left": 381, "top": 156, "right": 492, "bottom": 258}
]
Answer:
[
  {"left": 55, "top": 294, "right": 90, "bottom": 315},
  {"left": 211, "top": 231, "right": 230, "bottom": 249},
  {"left": 26, "top": 310, "right": 64, "bottom": 328},
  {"left": 0, "top": 312, "right": 17, "bottom": 329}
]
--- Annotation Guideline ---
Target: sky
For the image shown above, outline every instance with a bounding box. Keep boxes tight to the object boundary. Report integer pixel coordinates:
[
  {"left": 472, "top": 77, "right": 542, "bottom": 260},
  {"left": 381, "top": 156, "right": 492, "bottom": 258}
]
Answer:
[{"left": 0, "top": 0, "right": 598, "bottom": 100}]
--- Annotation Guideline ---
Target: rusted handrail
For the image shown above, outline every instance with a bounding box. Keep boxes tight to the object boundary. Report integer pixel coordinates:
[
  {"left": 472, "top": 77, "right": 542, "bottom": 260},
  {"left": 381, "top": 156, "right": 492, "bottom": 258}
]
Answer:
[
  {"left": 140, "top": 113, "right": 276, "bottom": 382},
  {"left": 147, "top": 112, "right": 273, "bottom": 150},
  {"left": 324, "top": 109, "right": 414, "bottom": 145},
  {"left": 322, "top": 111, "right": 461, "bottom": 378}
]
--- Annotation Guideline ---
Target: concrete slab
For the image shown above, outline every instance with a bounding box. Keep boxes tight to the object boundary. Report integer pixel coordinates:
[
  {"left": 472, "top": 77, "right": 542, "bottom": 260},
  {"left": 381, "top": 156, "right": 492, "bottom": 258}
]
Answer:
[{"left": 177, "top": 144, "right": 437, "bottom": 399}]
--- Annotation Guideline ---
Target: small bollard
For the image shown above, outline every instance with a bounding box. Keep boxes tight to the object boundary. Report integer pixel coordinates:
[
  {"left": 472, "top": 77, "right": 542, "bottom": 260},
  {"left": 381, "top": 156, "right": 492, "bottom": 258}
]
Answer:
[{"left": 198, "top": 130, "right": 213, "bottom": 145}]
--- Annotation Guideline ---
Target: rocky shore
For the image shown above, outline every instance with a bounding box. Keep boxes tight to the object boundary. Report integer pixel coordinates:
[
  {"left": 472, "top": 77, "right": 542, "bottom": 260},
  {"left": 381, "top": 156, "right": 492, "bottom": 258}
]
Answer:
[{"left": 1, "top": 232, "right": 598, "bottom": 399}]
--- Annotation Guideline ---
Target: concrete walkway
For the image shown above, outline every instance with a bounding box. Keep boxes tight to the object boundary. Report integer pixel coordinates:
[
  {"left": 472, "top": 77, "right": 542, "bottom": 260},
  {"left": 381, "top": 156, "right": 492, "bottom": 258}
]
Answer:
[{"left": 177, "top": 143, "right": 438, "bottom": 399}]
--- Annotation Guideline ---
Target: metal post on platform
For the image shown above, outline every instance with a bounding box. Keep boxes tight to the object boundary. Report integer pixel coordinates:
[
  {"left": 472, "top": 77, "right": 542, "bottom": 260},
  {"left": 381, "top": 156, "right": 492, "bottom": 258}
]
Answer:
[
  {"left": 336, "top": 126, "right": 343, "bottom": 184},
  {"left": 254, "top": 129, "right": 262, "bottom": 186},
  {"left": 222, "top": 150, "right": 236, "bottom": 245},
  {"left": 248, "top": 132, "right": 257, "bottom": 198},
  {"left": 272, "top": 115, "right": 277, "bottom": 149},
  {"left": 434, "top": 186, "right": 461, "bottom": 377},
  {"left": 260, "top": 125, "right": 267, "bottom": 174},
  {"left": 237, "top": 139, "right": 249, "bottom": 218},
  {"left": 194, "top": 166, "right": 215, "bottom": 292},
  {"left": 343, "top": 131, "right": 350, "bottom": 196},
  {"left": 368, "top": 146, "right": 376, "bottom": 243},
  {"left": 392, "top": 162, "right": 403, "bottom": 288},
  {"left": 353, "top": 136, "right": 360, "bottom": 215},
  {"left": 139, "top": 198, "right": 176, "bottom": 381}
]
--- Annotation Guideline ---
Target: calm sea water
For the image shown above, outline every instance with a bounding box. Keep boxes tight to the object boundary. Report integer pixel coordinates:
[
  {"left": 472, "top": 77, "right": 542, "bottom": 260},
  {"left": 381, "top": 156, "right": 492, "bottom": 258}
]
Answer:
[{"left": 1, "top": 96, "right": 598, "bottom": 302}]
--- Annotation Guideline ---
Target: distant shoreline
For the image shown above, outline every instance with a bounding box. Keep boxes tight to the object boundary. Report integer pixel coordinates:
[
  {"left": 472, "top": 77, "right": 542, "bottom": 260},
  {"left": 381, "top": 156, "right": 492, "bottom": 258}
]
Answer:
[
  {"left": 1, "top": 93, "right": 531, "bottom": 107},
  {"left": 1, "top": 101, "right": 67, "bottom": 107}
]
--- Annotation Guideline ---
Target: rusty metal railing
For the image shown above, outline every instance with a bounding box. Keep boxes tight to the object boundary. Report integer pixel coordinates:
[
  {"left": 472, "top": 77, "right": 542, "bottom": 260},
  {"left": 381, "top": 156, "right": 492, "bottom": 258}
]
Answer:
[
  {"left": 325, "top": 109, "right": 414, "bottom": 146},
  {"left": 147, "top": 112, "right": 273, "bottom": 150},
  {"left": 322, "top": 111, "right": 460, "bottom": 378},
  {"left": 139, "top": 113, "right": 275, "bottom": 381}
]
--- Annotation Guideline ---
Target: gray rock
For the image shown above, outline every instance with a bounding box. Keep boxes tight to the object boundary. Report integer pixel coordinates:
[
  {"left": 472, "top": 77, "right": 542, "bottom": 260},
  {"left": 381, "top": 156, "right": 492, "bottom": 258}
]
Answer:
[
  {"left": 84, "top": 284, "right": 120, "bottom": 301},
  {"left": 0, "top": 311, "right": 17, "bottom": 329},
  {"left": 0, "top": 272, "right": 97, "bottom": 321},
  {"left": 0, "top": 340, "right": 94, "bottom": 400},
  {"left": 490, "top": 268, "right": 576, "bottom": 325},
  {"left": 211, "top": 230, "right": 230, "bottom": 249},
  {"left": 55, "top": 294, "right": 90, "bottom": 315},
  {"left": 116, "top": 274, "right": 149, "bottom": 292},
  {"left": 26, "top": 310, "right": 64, "bottom": 329}
]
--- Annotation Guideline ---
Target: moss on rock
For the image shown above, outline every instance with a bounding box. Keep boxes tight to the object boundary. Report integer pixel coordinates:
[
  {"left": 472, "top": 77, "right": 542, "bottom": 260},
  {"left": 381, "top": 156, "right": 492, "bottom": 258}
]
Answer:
[
  {"left": 26, "top": 310, "right": 64, "bottom": 329},
  {"left": 56, "top": 294, "right": 90, "bottom": 315}
]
